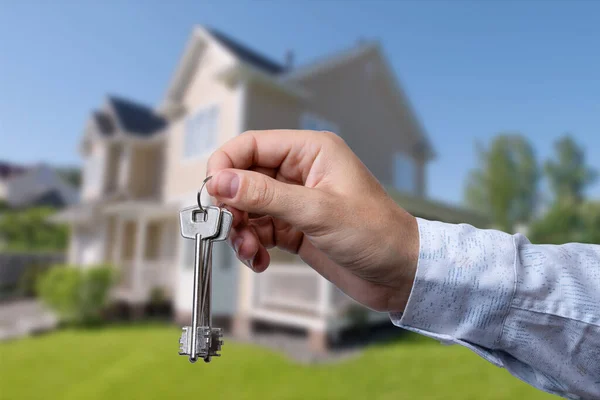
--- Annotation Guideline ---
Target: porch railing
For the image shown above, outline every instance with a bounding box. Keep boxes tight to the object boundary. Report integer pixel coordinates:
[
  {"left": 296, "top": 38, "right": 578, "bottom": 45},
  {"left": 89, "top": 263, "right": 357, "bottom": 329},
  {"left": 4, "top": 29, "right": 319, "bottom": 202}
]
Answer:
[{"left": 252, "top": 263, "right": 354, "bottom": 316}]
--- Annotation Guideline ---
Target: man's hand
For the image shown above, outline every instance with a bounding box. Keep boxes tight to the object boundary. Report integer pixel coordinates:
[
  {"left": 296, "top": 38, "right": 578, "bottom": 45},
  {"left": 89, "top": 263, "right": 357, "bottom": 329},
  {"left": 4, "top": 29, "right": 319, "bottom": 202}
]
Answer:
[{"left": 206, "top": 129, "right": 419, "bottom": 313}]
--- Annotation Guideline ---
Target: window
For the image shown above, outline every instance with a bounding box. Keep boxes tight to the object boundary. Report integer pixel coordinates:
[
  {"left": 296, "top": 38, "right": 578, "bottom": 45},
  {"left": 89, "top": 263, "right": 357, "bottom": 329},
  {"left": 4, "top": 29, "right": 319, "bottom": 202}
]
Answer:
[
  {"left": 301, "top": 113, "right": 339, "bottom": 134},
  {"left": 393, "top": 152, "right": 417, "bottom": 194},
  {"left": 183, "top": 105, "right": 219, "bottom": 159},
  {"left": 83, "top": 153, "right": 103, "bottom": 191}
]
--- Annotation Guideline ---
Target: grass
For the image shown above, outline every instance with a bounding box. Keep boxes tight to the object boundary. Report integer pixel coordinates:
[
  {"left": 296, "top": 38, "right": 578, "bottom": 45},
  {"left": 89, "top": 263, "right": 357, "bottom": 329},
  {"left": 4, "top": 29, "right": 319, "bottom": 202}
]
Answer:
[{"left": 0, "top": 324, "right": 557, "bottom": 400}]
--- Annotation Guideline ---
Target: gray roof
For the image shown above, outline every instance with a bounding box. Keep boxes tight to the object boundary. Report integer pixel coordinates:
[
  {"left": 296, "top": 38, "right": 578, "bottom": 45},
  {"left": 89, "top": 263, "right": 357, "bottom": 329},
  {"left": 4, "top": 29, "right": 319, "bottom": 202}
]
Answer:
[
  {"left": 93, "top": 96, "right": 167, "bottom": 137},
  {"left": 5, "top": 164, "right": 79, "bottom": 209},
  {"left": 207, "top": 27, "right": 286, "bottom": 75},
  {"left": 109, "top": 96, "right": 167, "bottom": 136}
]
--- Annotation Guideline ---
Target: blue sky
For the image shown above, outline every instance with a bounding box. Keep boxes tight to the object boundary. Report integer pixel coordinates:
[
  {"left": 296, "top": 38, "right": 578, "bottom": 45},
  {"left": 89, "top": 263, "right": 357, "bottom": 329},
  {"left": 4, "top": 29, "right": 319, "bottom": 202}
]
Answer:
[{"left": 1, "top": 0, "right": 599, "bottom": 206}]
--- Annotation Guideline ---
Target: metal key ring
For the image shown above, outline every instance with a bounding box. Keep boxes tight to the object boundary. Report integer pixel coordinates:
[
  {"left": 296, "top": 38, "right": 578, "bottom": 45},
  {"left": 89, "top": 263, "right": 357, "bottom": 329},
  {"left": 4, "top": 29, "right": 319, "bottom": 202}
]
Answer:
[{"left": 197, "top": 176, "right": 213, "bottom": 213}]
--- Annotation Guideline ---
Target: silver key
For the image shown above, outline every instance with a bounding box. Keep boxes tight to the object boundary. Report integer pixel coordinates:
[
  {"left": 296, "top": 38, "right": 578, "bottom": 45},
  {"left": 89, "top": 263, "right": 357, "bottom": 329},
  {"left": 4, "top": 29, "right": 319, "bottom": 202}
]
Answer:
[
  {"left": 179, "top": 206, "right": 233, "bottom": 363},
  {"left": 178, "top": 205, "right": 221, "bottom": 363},
  {"left": 199, "top": 209, "right": 233, "bottom": 362}
]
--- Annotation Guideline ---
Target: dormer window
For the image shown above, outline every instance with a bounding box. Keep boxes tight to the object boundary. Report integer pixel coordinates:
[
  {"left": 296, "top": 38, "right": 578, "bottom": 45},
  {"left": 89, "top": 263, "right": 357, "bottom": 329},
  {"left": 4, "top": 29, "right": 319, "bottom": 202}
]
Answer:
[
  {"left": 393, "top": 152, "right": 417, "bottom": 194},
  {"left": 183, "top": 104, "right": 219, "bottom": 159}
]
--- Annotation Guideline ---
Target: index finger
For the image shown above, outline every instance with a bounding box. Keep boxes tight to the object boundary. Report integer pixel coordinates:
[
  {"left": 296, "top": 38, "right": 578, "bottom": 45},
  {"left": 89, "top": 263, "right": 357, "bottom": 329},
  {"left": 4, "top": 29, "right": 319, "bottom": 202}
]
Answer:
[{"left": 207, "top": 129, "right": 326, "bottom": 184}]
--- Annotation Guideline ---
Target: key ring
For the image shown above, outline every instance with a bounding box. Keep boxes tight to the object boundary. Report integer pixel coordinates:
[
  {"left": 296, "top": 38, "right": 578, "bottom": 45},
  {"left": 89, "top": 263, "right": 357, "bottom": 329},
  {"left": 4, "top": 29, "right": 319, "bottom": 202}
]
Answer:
[{"left": 197, "top": 176, "right": 213, "bottom": 213}]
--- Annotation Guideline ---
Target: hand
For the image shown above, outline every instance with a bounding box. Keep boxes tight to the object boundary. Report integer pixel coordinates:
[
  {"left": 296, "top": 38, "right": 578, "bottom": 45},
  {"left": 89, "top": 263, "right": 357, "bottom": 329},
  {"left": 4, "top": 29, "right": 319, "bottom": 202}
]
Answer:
[{"left": 206, "top": 130, "right": 419, "bottom": 313}]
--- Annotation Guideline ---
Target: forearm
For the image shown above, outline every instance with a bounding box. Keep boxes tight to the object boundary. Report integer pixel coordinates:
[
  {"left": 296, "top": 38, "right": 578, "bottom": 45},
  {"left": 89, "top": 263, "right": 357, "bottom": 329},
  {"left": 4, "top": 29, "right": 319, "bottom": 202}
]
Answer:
[{"left": 390, "top": 218, "right": 600, "bottom": 399}]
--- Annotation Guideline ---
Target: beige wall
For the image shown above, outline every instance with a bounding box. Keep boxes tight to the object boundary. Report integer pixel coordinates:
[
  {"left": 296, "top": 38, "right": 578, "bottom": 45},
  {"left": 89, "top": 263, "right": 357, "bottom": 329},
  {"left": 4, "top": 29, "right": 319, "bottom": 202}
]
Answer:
[
  {"left": 128, "top": 145, "right": 163, "bottom": 198},
  {"left": 245, "top": 82, "right": 302, "bottom": 131},
  {"left": 104, "top": 143, "right": 121, "bottom": 194},
  {"left": 289, "top": 50, "right": 427, "bottom": 195},
  {"left": 163, "top": 40, "right": 239, "bottom": 200},
  {"left": 81, "top": 140, "right": 108, "bottom": 201}
]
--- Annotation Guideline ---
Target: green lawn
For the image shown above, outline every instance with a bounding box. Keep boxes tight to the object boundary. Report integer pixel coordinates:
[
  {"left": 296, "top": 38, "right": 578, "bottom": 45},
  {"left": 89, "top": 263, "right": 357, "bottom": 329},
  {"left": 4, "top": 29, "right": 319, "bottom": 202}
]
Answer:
[{"left": 0, "top": 324, "right": 556, "bottom": 400}]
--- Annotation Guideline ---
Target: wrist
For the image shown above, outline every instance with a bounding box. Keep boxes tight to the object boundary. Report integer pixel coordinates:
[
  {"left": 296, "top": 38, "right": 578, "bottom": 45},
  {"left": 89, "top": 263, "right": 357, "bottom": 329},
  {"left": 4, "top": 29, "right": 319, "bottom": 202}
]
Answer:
[{"left": 386, "top": 209, "right": 419, "bottom": 313}]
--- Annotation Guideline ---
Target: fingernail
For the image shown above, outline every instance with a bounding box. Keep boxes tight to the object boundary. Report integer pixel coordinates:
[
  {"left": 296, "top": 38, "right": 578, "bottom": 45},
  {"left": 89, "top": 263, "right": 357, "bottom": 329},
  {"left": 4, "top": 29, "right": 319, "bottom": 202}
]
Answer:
[
  {"left": 243, "top": 257, "right": 255, "bottom": 271},
  {"left": 233, "top": 237, "right": 243, "bottom": 254},
  {"left": 216, "top": 171, "right": 239, "bottom": 199}
]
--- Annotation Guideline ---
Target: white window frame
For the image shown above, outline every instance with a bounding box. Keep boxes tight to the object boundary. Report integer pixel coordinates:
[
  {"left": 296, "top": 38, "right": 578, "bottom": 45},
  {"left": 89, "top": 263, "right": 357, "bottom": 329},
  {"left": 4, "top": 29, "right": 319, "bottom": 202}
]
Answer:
[
  {"left": 300, "top": 112, "right": 340, "bottom": 135},
  {"left": 393, "top": 152, "right": 417, "bottom": 195},
  {"left": 182, "top": 104, "right": 219, "bottom": 161}
]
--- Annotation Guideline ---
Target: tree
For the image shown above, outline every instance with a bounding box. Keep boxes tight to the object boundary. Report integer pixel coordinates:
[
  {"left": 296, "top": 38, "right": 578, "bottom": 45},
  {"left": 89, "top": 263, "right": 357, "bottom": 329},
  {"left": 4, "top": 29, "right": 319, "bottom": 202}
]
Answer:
[
  {"left": 528, "top": 201, "right": 600, "bottom": 245},
  {"left": 528, "top": 135, "right": 599, "bottom": 244},
  {"left": 0, "top": 207, "right": 68, "bottom": 251},
  {"left": 465, "top": 133, "right": 539, "bottom": 232},
  {"left": 56, "top": 167, "right": 82, "bottom": 188},
  {"left": 545, "top": 135, "right": 597, "bottom": 204}
]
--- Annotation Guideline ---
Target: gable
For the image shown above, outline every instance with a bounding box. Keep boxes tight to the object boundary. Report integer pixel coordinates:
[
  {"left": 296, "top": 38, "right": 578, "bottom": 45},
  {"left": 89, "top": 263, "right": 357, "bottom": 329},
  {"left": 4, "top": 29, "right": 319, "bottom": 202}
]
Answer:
[
  {"left": 285, "top": 46, "right": 434, "bottom": 160},
  {"left": 179, "top": 37, "right": 237, "bottom": 111},
  {"left": 206, "top": 27, "right": 285, "bottom": 75}
]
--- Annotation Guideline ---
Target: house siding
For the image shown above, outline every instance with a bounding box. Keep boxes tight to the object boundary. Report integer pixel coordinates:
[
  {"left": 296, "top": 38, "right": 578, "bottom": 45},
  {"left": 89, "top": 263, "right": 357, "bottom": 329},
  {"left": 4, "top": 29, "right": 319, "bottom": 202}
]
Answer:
[
  {"left": 289, "top": 50, "right": 426, "bottom": 196},
  {"left": 129, "top": 145, "right": 163, "bottom": 199},
  {"left": 162, "top": 41, "right": 238, "bottom": 200},
  {"left": 245, "top": 82, "right": 302, "bottom": 131},
  {"left": 81, "top": 140, "right": 108, "bottom": 201}
]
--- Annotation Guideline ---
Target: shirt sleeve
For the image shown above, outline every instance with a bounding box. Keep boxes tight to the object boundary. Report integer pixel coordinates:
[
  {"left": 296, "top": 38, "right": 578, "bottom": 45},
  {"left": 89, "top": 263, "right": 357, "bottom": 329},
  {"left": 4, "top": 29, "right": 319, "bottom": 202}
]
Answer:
[{"left": 390, "top": 218, "right": 600, "bottom": 400}]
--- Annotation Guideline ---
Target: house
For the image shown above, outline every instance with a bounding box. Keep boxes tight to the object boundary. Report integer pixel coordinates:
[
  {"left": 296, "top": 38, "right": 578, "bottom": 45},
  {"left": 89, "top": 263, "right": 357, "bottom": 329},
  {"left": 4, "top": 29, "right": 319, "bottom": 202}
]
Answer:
[
  {"left": 0, "top": 162, "right": 78, "bottom": 209},
  {"left": 51, "top": 26, "right": 488, "bottom": 351},
  {"left": 0, "top": 161, "right": 27, "bottom": 202}
]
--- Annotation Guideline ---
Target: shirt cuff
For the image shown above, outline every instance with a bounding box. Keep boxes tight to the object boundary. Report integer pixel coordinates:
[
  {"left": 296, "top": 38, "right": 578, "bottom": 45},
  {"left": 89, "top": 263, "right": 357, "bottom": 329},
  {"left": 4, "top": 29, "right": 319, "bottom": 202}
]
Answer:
[{"left": 390, "top": 218, "right": 517, "bottom": 352}]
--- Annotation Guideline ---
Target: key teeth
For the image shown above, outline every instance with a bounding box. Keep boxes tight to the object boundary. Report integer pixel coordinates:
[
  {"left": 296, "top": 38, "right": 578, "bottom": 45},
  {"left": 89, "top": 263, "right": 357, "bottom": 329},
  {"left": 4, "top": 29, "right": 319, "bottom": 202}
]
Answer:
[
  {"left": 179, "top": 326, "right": 224, "bottom": 358},
  {"left": 178, "top": 326, "right": 224, "bottom": 360},
  {"left": 179, "top": 327, "right": 192, "bottom": 355}
]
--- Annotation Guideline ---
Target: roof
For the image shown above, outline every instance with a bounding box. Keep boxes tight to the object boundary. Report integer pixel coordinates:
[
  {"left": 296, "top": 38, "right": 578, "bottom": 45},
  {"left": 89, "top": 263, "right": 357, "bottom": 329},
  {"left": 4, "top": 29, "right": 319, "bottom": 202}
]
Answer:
[
  {"left": 206, "top": 27, "right": 286, "bottom": 75},
  {"left": 107, "top": 96, "right": 167, "bottom": 136},
  {"left": 5, "top": 164, "right": 79, "bottom": 209},
  {"left": 0, "top": 161, "right": 27, "bottom": 180},
  {"left": 92, "top": 111, "right": 116, "bottom": 136}
]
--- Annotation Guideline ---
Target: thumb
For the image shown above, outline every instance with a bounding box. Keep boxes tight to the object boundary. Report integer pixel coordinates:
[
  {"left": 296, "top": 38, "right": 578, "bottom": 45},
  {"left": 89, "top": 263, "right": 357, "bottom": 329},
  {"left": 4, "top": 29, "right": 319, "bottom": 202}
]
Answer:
[{"left": 206, "top": 169, "right": 329, "bottom": 230}]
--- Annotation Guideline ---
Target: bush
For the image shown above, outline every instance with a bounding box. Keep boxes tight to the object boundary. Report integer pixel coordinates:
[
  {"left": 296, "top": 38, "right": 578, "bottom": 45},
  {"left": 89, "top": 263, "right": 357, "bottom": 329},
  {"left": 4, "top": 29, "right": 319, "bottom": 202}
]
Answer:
[
  {"left": 149, "top": 287, "right": 166, "bottom": 306},
  {"left": 18, "top": 263, "right": 51, "bottom": 297},
  {"left": 37, "top": 264, "right": 115, "bottom": 326}
]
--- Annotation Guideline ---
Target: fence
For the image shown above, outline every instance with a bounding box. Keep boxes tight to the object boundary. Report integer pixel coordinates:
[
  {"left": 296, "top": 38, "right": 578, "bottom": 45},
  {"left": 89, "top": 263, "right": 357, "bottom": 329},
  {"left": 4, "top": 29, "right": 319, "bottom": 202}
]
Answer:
[{"left": 0, "top": 252, "right": 65, "bottom": 291}]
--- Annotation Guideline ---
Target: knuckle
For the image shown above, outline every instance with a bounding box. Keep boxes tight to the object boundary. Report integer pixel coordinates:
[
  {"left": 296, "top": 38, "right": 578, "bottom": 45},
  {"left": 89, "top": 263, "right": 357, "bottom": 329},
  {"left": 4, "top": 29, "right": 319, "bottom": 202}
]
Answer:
[
  {"left": 246, "top": 177, "right": 273, "bottom": 209},
  {"left": 321, "top": 130, "right": 346, "bottom": 147}
]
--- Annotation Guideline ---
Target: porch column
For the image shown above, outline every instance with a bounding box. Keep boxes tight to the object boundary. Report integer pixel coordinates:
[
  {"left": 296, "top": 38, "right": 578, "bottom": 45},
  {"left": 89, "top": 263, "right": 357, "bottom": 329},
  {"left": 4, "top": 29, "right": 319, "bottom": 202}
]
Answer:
[
  {"left": 233, "top": 266, "right": 254, "bottom": 339},
  {"left": 132, "top": 216, "right": 148, "bottom": 300},
  {"left": 318, "top": 276, "right": 332, "bottom": 317}
]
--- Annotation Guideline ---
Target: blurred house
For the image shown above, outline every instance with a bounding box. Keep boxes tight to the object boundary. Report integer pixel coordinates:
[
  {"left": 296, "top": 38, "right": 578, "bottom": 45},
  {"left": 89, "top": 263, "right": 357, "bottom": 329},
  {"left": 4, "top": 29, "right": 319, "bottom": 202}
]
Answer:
[
  {"left": 0, "top": 161, "right": 78, "bottom": 208},
  {"left": 0, "top": 161, "right": 27, "bottom": 201},
  {"left": 52, "top": 26, "right": 487, "bottom": 351}
]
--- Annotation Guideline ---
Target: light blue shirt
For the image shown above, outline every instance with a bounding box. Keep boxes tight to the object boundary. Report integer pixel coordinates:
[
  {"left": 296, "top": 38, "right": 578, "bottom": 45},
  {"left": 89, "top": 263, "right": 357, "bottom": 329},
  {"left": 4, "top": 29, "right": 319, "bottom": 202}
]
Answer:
[{"left": 390, "top": 218, "right": 600, "bottom": 400}]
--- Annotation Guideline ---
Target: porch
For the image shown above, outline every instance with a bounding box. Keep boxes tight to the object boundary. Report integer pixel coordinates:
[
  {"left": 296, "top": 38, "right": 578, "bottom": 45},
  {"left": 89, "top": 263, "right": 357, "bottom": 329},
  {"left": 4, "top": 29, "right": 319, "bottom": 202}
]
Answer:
[
  {"left": 239, "top": 256, "right": 385, "bottom": 340},
  {"left": 102, "top": 201, "right": 179, "bottom": 304},
  {"left": 236, "top": 191, "right": 490, "bottom": 350}
]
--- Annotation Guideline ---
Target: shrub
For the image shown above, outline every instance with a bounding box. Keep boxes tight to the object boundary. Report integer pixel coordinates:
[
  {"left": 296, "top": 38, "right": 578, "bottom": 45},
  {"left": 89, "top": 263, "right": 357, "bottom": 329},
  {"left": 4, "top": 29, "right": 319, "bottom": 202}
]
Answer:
[
  {"left": 346, "top": 303, "right": 369, "bottom": 335},
  {"left": 149, "top": 287, "right": 167, "bottom": 306},
  {"left": 37, "top": 264, "right": 115, "bottom": 326},
  {"left": 18, "top": 263, "right": 51, "bottom": 297}
]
